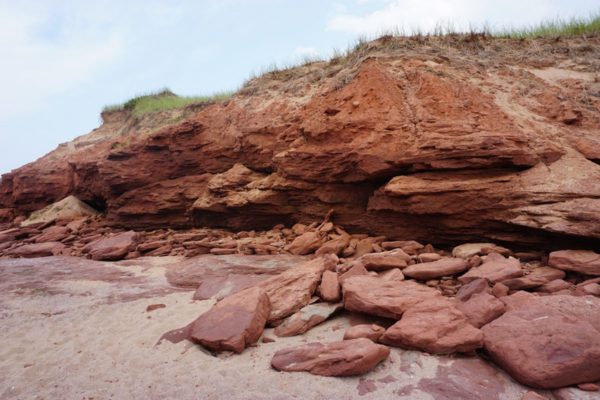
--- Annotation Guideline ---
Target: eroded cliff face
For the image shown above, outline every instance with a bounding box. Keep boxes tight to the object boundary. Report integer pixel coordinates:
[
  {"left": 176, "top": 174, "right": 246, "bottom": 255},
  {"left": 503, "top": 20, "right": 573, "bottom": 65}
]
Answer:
[{"left": 1, "top": 36, "right": 599, "bottom": 248}]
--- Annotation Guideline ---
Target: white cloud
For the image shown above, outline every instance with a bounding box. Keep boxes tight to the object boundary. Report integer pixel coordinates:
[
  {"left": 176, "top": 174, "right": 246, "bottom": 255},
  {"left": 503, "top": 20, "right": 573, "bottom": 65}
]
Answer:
[
  {"left": 327, "top": 0, "right": 594, "bottom": 36},
  {"left": 0, "top": 2, "right": 123, "bottom": 119}
]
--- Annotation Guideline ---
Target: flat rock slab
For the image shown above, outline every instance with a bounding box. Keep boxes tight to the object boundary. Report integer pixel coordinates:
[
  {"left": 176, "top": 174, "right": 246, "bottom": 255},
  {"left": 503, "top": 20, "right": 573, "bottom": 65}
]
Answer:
[
  {"left": 452, "top": 243, "right": 512, "bottom": 259},
  {"left": 380, "top": 298, "right": 483, "bottom": 354},
  {"left": 257, "top": 256, "right": 335, "bottom": 323},
  {"left": 403, "top": 258, "right": 468, "bottom": 280},
  {"left": 164, "top": 254, "right": 306, "bottom": 300},
  {"left": 191, "top": 287, "right": 271, "bottom": 353},
  {"left": 34, "top": 226, "right": 71, "bottom": 243},
  {"left": 274, "top": 302, "right": 343, "bottom": 337},
  {"left": 459, "top": 253, "right": 523, "bottom": 284},
  {"left": 549, "top": 250, "right": 600, "bottom": 276},
  {"left": 482, "top": 297, "right": 600, "bottom": 388},
  {"left": 271, "top": 338, "right": 390, "bottom": 376},
  {"left": 85, "top": 231, "right": 141, "bottom": 261},
  {"left": 342, "top": 275, "right": 441, "bottom": 319},
  {"left": 6, "top": 242, "right": 65, "bottom": 258}
]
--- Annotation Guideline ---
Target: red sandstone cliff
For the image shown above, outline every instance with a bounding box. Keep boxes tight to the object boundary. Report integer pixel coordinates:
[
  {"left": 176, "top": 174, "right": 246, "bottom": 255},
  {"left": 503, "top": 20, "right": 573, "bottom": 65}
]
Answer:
[{"left": 1, "top": 35, "right": 599, "bottom": 248}]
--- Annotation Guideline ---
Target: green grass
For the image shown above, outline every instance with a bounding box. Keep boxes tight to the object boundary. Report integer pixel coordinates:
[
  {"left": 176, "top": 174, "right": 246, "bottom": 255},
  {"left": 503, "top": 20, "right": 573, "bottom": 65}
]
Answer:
[
  {"left": 102, "top": 88, "right": 233, "bottom": 116},
  {"left": 496, "top": 12, "right": 600, "bottom": 38}
]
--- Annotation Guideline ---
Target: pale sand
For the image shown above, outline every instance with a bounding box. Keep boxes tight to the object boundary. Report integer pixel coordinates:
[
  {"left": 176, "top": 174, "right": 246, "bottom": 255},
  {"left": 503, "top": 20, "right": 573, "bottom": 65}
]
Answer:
[{"left": 0, "top": 258, "right": 541, "bottom": 400}]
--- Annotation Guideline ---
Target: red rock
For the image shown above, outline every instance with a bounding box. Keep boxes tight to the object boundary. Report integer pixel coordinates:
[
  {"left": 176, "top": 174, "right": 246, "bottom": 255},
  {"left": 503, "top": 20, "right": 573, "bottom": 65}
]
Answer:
[
  {"left": 270, "top": 338, "right": 389, "bottom": 376},
  {"left": 285, "top": 231, "right": 323, "bottom": 255},
  {"left": 210, "top": 248, "right": 238, "bottom": 255},
  {"left": 257, "top": 256, "right": 335, "bottom": 323},
  {"left": 342, "top": 275, "right": 441, "bottom": 319},
  {"left": 522, "top": 392, "right": 545, "bottom": 400},
  {"left": 553, "top": 386, "right": 600, "bottom": 400},
  {"left": 529, "top": 266, "right": 566, "bottom": 281},
  {"left": 0, "top": 233, "right": 15, "bottom": 244},
  {"left": 501, "top": 275, "right": 548, "bottom": 290},
  {"left": 6, "top": 242, "right": 66, "bottom": 258},
  {"left": 346, "top": 252, "right": 409, "bottom": 272},
  {"left": 138, "top": 240, "right": 168, "bottom": 252},
  {"left": 34, "top": 226, "right": 71, "bottom": 243},
  {"left": 378, "top": 268, "right": 405, "bottom": 281},
  {"left": 416, "top": 253, "right": 442, "bottom": 263},
  {"left": 456, "top": 292, "right": 506, "bottom": 328},
  {"left": 452, "top": 243, "right": 512, "bottom": 259},
  {"left": 482, "top": 298, "right": 600, "bottom": 388},
  {"left": 191, "top": 287, "right": 271, "bottom": 353},
  {"left": 315, "top": 235, "right": 349, "bottom": 256},
  {"left": 379, "top": 298, "right": 483, "bottom": 354},
  {"left": 492, "top": 282, "right": 510, "bottom": 298},
  {"left": 338, "top": 264, "right": 369, "bottom": 283},
  {"left": 274, "top": 302, "right": 343, "bottom": 337},
  {"left": 145, "top": 244, "right": 172, "bottom": 257},
  {"left": 381, "top": 240, "right": 423, "bottom": 255},
  {"left": 319, "top": 270, "right": 341, "bottom": 302},
  {"left": 85, "top": 231, "right": 141, "bottom": 261},
  {"left": 581, "top": 283, "right": 600, "bottom": 296},
  {"left": 146, "top": 304, "right": 166, "bottom": 312},
  {"left": 343, "top": 324, "right": 386, "bottom": 343},
  {"left": 549, "top": 250, "right": 600, "bottom": 276},
  {"left": 456, "top": 278, "right": 491, "bottom": 301},
  {"left": 459, "top": 253, "right": 523, "bottom": 284},
  {"left": 165, "top": 254, "right": 306, "bottom": 300},
  {"left": 534, "top": 279, "right": 572, "bottom": 293},
  {"left": 353, "top": 238, "right": 378, "bottom": 259},
  {"left": 578, "top": 383, "right": 600, "bottom": 391},
  {"left": 403, "top": 258, "right": 468, "bottom": 280}
]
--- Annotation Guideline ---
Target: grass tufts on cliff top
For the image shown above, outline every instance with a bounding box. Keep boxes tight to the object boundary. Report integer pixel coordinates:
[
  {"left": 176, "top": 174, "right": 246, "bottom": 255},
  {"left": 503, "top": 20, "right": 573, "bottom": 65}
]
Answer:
[{"left": 102, "top": 88, "right": 233, "bottom": 116}]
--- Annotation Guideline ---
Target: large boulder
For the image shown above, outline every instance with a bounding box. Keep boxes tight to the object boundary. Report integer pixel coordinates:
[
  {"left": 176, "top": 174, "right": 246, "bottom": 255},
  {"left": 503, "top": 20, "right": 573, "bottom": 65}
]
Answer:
[
  {"left": 270, "top": 338, "right": 390, "bottom": 376},
  {"left": 21, "top": 196, "right": 98, "bottom": 226},
  {"left": 257, "top": 256, "right": 335, "bottom": 323},
  {"left": 274, "top": 302, "right": 343, "bottom": 337},
  {"left": 459, "top": 253, "right": 523, "bottom": 284},
  {"left": 191, "top": 287, "right": 271, "bottom": 353},
  {"left": 482, "top": 297, "right": 600, "bottom": 388},
  {"left": 285, "top": 232, "right": 322, "bottom": 255},
  {"left": 84, "top": 231, "right": 141, "bottom": 261},
  {"left": 379, "top": 298, "right": 484, "bottom": 354},
  {"left": 549, "top": 250, "right": 600, "bottom": 276},
  {"left": 402, "top": 258, "right": 468, "bottom": 280},
  {"left": 342, "top": 275, "right": 441, "bottom": 319}
]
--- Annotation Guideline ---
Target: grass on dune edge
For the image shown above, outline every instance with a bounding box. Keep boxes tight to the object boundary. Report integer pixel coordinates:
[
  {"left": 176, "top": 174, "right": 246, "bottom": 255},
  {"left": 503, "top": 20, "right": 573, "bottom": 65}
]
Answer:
[
  {"left": 102, "top": 12, "right": 600, "bottom": 117},
  {"left": 102, "top": 88, "right": 233, "bottom": 116}
]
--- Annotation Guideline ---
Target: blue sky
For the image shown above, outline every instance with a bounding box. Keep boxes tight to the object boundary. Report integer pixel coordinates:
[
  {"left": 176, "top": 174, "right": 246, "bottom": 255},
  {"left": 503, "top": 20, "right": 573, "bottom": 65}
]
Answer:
[{"left": 0, "top": 0, "right": 598, "bottom": 175}]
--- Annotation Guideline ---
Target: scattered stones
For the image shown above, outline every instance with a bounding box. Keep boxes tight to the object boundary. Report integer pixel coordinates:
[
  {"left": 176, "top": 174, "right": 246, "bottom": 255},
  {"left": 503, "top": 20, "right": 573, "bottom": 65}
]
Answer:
[
  {"left": 191, "top": 287, "right": 271, "bottom": 353},
  {"left": 379, "top": 298, "right": 484, "bottom": 354},
  {"left": 286, "top": 232, "right": 323, "bottom": 255},
  {"left": 459, "top": 254, "right": 523, "bottom": 284},
  {"left": 270, "top": 338, "right": 390, "bottom": 376},
  {"left": 342, "top": 275, "right": 441, "bottom": 319},
  {"left": 343, "top": 324, "right": 386, "bottom": 343},
  {"left": 274, "top": 302, "right": 343, "bottom": 337},
  {"left": 452, "top": 243, "right": 512, "bottom": 259},
  {"left": 402, "top": 258, "right": 468, "bottom": 280}
]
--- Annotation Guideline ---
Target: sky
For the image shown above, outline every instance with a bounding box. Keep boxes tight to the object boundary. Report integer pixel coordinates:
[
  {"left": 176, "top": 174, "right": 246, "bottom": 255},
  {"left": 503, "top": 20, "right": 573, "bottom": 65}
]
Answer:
[{"left": 0, "top": 0, "right": 598, "bottom": 175}]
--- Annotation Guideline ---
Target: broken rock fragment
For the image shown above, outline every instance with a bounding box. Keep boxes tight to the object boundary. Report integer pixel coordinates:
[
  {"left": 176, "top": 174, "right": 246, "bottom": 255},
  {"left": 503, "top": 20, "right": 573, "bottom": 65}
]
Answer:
[
  {"left": 191, "top": 287, "right": 271, "bottom": 353},
  {"left": 274, "top": 302, "right": 343, "bottom": 337},
  {"left": 271, "top": 338, "right": 390, "bottom": 376}
]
